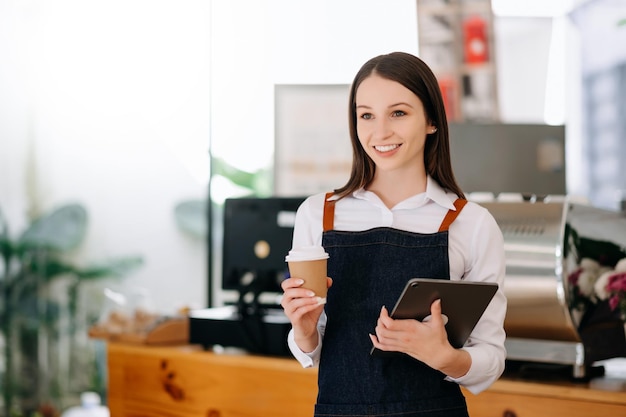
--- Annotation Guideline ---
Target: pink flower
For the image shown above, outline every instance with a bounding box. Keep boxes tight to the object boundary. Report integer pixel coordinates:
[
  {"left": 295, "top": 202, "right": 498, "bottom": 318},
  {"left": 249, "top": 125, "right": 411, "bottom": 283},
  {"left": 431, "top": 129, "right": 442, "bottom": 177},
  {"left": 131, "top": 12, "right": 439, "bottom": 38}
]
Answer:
[
  {"left": 568, "top": 267, "right": 582, "bottom": 286},
  {"left": 606, "top": 272, "right": 626, "bottom": 293},
  {"left": 609, "top": 294, "right": 621, "bottom": 311},
  {"left": 604, "top": 271, "right": 626, "bottom": 316},
  {"left": 568, "top": 257, "right": 626, "bottom": 319}
]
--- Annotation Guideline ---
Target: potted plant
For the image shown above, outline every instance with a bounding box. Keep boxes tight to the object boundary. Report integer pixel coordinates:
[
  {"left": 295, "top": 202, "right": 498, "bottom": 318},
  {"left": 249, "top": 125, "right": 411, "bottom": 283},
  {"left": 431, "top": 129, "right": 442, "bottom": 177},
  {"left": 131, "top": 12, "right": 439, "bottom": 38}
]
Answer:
[{"left": 0, "top": 203, "right": 142, "bottom": 417}]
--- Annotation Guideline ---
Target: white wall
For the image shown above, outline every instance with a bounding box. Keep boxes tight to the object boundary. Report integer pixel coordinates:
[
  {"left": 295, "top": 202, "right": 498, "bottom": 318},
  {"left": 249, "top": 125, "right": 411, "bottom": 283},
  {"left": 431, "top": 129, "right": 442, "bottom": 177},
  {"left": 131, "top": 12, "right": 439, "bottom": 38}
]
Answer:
[
  {"left": 209, "top": 0, "right": 420, "bottom": 186},
  {"left": 0, "top": 0, "right": 212, "bottom": 314},
  {"left": 0, "top": 0, "right": 570, "bottom": 313},
  {"left": 209, "top": 0, "right": 420, "bottom": 305}
]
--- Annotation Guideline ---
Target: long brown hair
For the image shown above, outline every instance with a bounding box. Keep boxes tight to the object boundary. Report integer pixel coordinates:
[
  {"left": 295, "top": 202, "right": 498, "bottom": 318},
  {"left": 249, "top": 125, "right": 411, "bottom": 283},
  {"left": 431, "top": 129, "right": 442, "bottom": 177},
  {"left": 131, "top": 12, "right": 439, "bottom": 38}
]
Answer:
[{"left": 334, "top": 52, "right": 465, "bottom": 200}]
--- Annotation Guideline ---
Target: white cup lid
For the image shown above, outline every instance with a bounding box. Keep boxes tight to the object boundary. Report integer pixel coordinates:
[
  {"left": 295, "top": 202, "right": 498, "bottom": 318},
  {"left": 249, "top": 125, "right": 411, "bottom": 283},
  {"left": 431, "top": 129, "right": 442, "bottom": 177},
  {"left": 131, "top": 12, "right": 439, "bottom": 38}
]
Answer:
[{"left": 285, "top": 245, "right": 329, "bottom": 262}]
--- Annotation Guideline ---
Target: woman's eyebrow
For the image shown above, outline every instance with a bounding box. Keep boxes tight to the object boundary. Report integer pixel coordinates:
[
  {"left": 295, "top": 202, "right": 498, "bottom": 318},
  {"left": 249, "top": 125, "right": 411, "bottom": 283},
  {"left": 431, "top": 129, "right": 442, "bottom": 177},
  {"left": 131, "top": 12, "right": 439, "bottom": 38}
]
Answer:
[
  {"left": 389, "top": 102, "right": 413, "bottom": 108},
  {"left": 356, "top": 102, "right": 413, "bottom": 109}
]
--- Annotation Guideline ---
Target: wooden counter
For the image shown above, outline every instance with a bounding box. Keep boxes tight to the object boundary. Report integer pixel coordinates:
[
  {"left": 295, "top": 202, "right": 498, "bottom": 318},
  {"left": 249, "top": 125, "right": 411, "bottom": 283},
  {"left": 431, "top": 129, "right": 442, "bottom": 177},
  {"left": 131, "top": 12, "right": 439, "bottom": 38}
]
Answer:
[
  {"left": 107, "top": 343, "right": 626, "bottom": 417},
  {"left": 107, "top": 343, "right": 318, "bottom": 417}
]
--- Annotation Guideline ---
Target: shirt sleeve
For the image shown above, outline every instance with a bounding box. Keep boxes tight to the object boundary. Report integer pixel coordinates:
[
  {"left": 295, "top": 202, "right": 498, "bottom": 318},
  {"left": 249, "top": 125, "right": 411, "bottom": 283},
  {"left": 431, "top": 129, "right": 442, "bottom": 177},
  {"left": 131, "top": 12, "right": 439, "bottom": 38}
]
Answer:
[
  {"left": 287, "top": 193, "right": 327, "bottom": 367},
  {"left": 445, "top": 206, "right": 508, "bottom": 394},
  {"left": 292, "top": 192, "right": 327, "bottom": 247},
  {"left": 288, "top": 311, "right": 327, "bottom": 368}
]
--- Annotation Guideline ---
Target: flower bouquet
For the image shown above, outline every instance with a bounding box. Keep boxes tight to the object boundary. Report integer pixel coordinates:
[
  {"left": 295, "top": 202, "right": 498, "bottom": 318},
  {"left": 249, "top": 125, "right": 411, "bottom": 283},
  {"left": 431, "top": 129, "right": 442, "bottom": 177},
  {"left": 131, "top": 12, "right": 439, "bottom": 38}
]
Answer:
[
  {"left": 567, "top": 258, "right": 612, "bottom": 315},
  {"left": 567, "top": 257, "right": 626, "bottom": 363},
  {"left": 568, "top": 257, "right": 626, "bottom": 323},
  {"left": 594, "top": 258, "right": 626, "bottom": 321}
]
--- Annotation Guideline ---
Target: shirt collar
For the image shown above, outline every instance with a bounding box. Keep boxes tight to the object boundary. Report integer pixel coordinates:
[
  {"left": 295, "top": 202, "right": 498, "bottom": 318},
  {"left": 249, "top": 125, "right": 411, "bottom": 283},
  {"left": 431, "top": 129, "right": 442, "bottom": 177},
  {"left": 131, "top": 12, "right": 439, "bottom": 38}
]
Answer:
[
  {"left": 426, "top": 176, "right": 457, "bottom": 210},
  {"left": 348, "top": 176, "right": 458, "bottom": 210}
]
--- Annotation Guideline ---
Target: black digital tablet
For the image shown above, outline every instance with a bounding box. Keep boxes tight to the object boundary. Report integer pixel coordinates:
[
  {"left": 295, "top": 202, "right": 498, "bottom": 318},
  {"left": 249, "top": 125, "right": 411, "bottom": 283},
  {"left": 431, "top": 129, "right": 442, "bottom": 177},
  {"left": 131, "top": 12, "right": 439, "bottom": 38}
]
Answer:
[{"left": 371, "top": 278, "right": 498, "bottom": 355}]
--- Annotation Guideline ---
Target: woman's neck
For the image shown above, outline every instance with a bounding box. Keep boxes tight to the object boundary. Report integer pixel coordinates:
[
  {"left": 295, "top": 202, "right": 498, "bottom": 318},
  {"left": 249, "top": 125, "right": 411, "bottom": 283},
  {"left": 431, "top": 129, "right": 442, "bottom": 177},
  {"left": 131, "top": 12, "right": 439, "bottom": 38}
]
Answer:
[{"left": 367, "top": 170, "right": 427, "bottom": 209}]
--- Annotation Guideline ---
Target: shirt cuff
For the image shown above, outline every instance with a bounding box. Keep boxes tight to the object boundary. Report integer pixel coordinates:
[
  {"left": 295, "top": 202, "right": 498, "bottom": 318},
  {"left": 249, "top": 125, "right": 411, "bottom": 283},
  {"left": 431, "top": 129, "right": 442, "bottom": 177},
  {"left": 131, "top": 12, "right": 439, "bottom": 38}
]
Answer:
[
  {"left": 445, "top": 346, "right": 503, "bottom": 395},
  {"left": 287, "top": 328, "right": 322, "bottom": 368}
]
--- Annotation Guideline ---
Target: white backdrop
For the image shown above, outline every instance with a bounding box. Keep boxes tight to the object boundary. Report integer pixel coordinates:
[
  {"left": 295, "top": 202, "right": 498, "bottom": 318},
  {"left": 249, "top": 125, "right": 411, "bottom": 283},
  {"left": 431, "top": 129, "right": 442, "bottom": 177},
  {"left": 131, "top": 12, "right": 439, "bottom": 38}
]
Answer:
[{"left": 0, "top": 0, "right": 576, "bottom": 313}]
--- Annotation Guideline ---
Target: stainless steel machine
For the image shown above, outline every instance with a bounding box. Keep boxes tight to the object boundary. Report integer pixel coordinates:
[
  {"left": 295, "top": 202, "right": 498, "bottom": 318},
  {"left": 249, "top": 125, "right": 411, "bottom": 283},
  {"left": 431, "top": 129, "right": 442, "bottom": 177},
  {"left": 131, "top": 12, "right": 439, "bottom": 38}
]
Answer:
[{"left": 480, "top": 196, "right": 626, "bottom": 378}]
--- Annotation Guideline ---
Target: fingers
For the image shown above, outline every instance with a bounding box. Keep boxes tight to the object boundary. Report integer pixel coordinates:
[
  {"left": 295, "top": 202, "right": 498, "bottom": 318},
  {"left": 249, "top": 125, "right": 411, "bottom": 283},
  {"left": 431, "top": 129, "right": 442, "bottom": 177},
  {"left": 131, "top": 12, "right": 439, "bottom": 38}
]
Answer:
[
  {"left": 373, "top": 306, "right": 403, "bottom": 351},
  {"left": 281, "top": 277, "right": 304, "bottom": 291},
  {"left": 281, "top": 277, "right": 321, "bottom": 303},
  {"left": 369, "top": 333, "right": 381, "bottom": 349},
  {"left": 369, "top": 331, "right": 404, "bottom": 354},
  {"left": 429, "top": 299, "right": 443, "bottom": 326},
  {"left": 282, "top": 277, "right": 332, "bottom": 291},
  {"left": 282, "top": 298, "right": 325, "bottom": 322},
  {"left": 371, "top": 300, "right": 450, "bottom": 359},
  {"left": 431, "top": 298, "right": 441, "bottom": 314},
  {"left": 378, "top": 305, "right": 392, "bottom": 325},
  {"left": 280, "top": 277, "right": 325, "bottom": 315},
  {"left": 375, "top": 306, "right": 396, "bottom": 338},
  {"left": 373, "top": 304, "right": 436, "bottom": 350}
]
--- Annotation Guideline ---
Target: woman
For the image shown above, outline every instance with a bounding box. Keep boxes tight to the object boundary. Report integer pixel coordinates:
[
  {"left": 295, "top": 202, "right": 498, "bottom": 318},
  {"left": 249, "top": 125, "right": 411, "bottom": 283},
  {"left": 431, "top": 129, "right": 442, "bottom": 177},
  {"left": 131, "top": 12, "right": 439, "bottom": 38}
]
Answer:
[{"left": 281, "top": 51, "right": 506, "bottom": 417}]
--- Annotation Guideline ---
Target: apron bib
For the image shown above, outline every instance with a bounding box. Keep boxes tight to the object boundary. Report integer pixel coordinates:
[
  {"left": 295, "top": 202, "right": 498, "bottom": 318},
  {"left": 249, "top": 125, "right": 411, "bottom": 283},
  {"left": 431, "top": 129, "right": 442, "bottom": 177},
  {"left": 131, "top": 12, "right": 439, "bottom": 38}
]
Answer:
[{"left": 315, "top": 194, "right": 469, "bottom": 417}]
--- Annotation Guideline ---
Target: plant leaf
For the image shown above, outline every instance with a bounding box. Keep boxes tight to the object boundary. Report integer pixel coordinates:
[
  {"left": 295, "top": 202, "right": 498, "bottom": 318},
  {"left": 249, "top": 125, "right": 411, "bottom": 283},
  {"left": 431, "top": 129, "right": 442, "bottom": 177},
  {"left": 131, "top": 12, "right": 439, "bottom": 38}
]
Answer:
[
  {"left": 174, "top": 200, "right": 207, "bottom": 238},
  {"left": 21, "top": 256, "right": 78, "bottom": 282},
  {"left": 213, "top": 157, "right": 257, "bottom": 190},
  {"left": 74, "top": 256, "right": 144, "bottom": 279},
  {"left": 0, "top": 235, "right": 14, "bottom": 270},
  {"left": 0, "top": 207, "right": 13, "bottom": 271},
  {"left": 19, "top": 204, "right": 87, "bottom": 251}
]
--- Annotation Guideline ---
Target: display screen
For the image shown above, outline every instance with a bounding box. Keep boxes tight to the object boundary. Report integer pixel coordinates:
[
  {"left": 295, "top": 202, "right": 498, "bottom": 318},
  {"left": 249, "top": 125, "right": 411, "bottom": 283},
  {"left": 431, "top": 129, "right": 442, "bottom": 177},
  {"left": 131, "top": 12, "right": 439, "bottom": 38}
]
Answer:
[
  {"left": 448, "top": 122, "right": 566, "bottom": 197},
  {"left": 221, "top": 196, "right": 306, "bottom": 299}
]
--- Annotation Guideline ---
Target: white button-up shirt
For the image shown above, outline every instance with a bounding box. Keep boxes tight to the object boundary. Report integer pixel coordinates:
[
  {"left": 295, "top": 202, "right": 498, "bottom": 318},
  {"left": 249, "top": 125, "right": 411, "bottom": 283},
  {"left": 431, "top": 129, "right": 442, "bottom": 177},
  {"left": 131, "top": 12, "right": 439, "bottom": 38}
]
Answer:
[{"left": 287, "top": 176, "right": 507, "bottom": 395}]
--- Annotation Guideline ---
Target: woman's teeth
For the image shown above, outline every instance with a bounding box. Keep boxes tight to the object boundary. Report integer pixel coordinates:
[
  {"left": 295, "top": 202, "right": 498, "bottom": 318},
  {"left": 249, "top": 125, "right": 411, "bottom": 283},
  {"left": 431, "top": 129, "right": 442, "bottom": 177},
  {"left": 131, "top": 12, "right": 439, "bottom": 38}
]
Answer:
[{"left": 374, "top": 144, "right": 399, "bottom": 152}]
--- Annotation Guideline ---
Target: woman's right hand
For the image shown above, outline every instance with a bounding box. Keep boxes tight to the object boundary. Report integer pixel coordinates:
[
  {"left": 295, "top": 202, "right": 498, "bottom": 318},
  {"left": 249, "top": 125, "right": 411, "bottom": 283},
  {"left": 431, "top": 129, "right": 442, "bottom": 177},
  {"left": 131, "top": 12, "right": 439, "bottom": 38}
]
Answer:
[{"left": 280, "top": 277, "right": 332, "bottom": 352}]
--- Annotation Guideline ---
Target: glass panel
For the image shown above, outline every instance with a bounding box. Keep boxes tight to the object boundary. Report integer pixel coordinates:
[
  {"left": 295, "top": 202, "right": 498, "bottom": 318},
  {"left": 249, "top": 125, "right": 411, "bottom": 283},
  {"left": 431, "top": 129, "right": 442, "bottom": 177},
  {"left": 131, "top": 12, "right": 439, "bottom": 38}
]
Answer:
[{"left": 208, "top": 0, "right": 419, "bottom": 306}]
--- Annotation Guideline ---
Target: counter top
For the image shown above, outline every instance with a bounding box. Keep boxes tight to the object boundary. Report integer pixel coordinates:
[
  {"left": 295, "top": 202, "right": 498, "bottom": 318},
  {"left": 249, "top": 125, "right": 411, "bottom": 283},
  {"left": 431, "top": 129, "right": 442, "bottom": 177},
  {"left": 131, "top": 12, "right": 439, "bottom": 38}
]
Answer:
[{"left": 106, "top": 343, "right": 626, "bottom": 417}]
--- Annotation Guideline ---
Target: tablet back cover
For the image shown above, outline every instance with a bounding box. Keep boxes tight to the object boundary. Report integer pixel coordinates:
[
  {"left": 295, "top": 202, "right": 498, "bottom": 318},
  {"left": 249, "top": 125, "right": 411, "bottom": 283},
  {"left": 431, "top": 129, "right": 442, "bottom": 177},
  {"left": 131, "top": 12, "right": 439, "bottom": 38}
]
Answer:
[{"left": 390, "top": 278, "right": 498, "bottom": 348}]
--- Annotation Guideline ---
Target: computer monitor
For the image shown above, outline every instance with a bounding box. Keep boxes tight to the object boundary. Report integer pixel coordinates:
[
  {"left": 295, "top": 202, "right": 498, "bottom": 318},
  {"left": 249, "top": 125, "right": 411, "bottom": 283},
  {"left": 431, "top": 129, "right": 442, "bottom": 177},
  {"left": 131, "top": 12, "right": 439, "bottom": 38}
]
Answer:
[
  {"left": 448, "top": 122, "right": 566, "bottom": 197},
  {"left": 221, "top": 196, "right": 306, "bottom": 306}
]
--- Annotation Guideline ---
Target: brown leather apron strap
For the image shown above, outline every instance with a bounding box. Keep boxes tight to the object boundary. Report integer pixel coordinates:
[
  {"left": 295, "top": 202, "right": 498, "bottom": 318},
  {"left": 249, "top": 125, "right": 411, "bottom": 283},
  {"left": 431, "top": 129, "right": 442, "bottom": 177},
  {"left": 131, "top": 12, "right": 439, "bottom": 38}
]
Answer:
[
  {"left": 324, "top": 194, "right": 466, "bottom": 232},
  {"left": 438, "top": 198, "right": 468, "bottom": 232},
  {"left": 323, "top": 192, "right": 336, "bottom": 232}
]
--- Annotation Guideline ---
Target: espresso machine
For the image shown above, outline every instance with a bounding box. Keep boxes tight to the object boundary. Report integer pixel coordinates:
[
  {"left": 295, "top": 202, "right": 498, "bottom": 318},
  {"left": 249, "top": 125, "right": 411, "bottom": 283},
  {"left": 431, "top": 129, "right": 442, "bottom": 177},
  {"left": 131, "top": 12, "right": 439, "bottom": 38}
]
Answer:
[{"left": 481, "top": 196, "right": 626, "bottom": 378}]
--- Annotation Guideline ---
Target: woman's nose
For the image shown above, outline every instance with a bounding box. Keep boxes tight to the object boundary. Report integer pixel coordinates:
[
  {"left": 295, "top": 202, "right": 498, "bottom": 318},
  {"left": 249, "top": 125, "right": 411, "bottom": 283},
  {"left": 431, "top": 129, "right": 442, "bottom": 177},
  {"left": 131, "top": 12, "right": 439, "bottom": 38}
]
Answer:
[{"left": 372, "top": 118, "right": 392, "bottom": 140}]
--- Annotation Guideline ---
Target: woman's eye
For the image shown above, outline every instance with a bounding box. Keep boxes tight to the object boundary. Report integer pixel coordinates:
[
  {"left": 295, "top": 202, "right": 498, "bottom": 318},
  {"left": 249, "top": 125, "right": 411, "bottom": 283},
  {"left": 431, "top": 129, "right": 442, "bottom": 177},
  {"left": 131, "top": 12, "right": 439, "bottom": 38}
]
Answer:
[
  {"left": 392, "top": 110, "right": 406, "bottom": 117},
  {"left": 360, "top": 113, "right": 373, "bottom": 120}
]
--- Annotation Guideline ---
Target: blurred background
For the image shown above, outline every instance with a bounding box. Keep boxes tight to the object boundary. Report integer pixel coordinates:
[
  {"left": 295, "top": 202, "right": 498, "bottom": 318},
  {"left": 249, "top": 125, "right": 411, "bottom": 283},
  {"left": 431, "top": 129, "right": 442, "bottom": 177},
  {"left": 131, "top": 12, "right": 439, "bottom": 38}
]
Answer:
[{"left": 1, "top": 0, "right": 625, "bottom": 414}]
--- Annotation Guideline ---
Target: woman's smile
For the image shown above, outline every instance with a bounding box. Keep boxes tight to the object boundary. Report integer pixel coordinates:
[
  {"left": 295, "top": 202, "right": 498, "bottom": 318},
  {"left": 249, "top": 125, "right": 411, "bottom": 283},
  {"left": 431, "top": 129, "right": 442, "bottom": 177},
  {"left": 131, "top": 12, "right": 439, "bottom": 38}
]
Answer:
[{"left": 374, "top": 144, "right": 401, "bottom": 153}]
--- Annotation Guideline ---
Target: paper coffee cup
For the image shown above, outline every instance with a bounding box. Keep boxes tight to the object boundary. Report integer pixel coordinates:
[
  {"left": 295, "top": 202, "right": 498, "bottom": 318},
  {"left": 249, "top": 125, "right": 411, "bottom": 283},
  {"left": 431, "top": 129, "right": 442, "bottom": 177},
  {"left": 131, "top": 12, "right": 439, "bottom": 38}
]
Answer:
[{"left": 285, "top": 246, "right": 330, "bottom": 300}]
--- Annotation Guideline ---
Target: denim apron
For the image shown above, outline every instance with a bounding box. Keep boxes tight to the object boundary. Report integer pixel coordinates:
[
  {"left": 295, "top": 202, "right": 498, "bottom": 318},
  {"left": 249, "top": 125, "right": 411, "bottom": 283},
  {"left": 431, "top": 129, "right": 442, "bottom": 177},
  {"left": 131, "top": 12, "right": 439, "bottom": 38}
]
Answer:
[{"left": 315, "top": 193, "right": 469, "bottom": 417}]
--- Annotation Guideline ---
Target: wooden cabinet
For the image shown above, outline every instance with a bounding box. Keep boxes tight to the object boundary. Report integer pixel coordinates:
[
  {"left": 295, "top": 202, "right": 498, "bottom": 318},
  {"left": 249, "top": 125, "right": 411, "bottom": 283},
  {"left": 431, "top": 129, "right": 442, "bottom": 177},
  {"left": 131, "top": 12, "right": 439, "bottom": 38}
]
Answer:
[
  {"left": 107, "top": 343, "right": 626, "bottom": 417},
  {"left": 463, "top": 378, "right": 626, "bottom": 417}
]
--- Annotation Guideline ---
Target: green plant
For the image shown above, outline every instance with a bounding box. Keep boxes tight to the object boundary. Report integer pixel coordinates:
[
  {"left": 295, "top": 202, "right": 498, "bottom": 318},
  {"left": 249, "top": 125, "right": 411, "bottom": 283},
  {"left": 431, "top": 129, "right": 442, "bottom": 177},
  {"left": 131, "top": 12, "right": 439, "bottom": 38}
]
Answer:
[
  {"left": 174, "top": 156, "right": 271, "bottom": 239},
  {"left": 0, "top": 203, "right": 143, "bottom": 417}
]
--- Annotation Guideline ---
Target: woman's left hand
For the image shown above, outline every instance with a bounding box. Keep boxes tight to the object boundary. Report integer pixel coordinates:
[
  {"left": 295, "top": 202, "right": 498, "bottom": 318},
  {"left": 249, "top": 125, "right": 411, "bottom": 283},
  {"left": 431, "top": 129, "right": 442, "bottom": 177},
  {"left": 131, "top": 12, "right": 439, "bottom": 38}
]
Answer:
[{"left": 369, "top": 299, "right": 468, "bottom": 376}]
